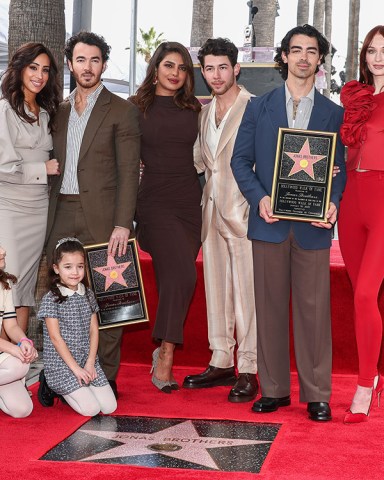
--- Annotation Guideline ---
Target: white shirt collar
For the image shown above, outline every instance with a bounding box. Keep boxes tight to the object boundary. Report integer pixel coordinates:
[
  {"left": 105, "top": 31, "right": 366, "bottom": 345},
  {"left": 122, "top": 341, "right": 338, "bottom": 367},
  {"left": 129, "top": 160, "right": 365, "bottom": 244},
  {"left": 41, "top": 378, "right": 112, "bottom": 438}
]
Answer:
[{"left": 57, "top": 283, "right": 86, "bottom": 296}]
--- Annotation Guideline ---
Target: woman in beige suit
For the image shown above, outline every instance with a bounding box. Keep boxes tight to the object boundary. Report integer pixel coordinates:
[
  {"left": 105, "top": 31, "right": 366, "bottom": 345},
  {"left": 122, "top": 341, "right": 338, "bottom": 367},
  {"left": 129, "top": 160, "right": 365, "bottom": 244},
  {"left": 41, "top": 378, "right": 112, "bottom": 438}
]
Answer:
[{"left": 0, "top": 43, "right": 60, "bottom": 332}]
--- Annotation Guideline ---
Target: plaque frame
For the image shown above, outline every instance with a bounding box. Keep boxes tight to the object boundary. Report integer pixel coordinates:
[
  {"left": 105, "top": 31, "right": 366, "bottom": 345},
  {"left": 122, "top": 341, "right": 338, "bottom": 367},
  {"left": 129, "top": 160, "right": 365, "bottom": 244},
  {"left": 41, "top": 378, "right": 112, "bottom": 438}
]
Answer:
[
  {"left": 84, "top": 239, "right": 149, "bottom": 329},
  {"left": 270, "top": 127, "right": 337, "bottom": 223}
]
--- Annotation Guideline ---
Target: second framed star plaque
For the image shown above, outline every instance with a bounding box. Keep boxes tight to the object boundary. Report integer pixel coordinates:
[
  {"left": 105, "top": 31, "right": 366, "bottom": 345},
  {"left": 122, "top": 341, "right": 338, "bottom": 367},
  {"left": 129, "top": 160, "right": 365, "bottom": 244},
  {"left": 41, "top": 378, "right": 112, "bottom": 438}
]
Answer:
[
  {"left": 270, "top": 128, "right": 337, "bottom": 222},
  {"left": 84, "top": 239, "right": 149, "bottom": 329}
]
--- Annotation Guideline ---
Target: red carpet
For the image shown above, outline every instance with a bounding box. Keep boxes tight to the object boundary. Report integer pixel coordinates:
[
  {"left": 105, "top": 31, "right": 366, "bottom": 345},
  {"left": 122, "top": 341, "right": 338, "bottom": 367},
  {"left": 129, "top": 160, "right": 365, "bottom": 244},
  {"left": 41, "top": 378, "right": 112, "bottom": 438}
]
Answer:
[
  {"left": 1, "top": 364, "right": 384, "bottom": 479},
  {"left": 122, "top": 240, "right": 384, "bottom": 373},
  {"left": 2, "top": 240, "right": 384, "bottom": 479}
]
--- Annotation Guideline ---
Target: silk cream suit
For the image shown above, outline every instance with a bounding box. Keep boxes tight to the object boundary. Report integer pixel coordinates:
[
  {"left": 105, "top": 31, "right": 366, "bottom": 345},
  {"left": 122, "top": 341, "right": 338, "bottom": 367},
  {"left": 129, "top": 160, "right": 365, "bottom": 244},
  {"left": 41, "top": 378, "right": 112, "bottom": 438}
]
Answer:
[{"left": 194, "top": 86, "right": 257, "bottom": 374}]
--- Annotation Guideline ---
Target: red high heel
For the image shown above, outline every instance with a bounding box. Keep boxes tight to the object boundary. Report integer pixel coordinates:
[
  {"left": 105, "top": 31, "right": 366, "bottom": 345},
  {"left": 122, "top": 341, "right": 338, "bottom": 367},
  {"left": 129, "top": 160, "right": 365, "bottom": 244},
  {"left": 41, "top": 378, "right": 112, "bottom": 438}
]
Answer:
[{"left": 344, "top": 375, "right": 382, "bottom": 424}]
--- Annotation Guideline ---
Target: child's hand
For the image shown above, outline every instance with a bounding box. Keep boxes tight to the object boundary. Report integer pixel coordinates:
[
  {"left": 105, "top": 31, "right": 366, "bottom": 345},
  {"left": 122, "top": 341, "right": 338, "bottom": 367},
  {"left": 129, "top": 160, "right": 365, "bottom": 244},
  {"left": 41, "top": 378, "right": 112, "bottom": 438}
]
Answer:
[
  {"left": 19, "top": 341, "right": 38, "bottom": 363},
  {"left": 9, "top": 343, "right": 29, "bottom": 363},
  {"left": 84, "top": 361, "right": 97, "bottom": 381},
  {"left": 72, "top": 366, "right": 92, "bottom": 386}
]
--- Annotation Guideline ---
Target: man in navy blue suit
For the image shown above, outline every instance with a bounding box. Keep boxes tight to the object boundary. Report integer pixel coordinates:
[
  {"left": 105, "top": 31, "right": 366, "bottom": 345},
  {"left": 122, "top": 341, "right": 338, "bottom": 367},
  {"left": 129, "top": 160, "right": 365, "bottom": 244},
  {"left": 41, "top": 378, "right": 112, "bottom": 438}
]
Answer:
[{"left": 231, "top": 24, "right": 346, "bottom": 421}]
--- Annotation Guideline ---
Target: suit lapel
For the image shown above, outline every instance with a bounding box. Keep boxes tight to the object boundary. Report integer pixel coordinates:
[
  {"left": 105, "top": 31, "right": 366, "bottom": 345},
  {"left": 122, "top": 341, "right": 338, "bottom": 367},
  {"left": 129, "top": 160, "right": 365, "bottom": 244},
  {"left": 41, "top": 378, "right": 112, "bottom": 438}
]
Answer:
[
  {"left": 266, "top": 85, "right": 289, "bottom": 135},
  {"left": 215, "top": 88, "right": 251, "bottom": 159},
  {"left": 308, "top": 89, "right": 331, "bottom": 131},
  {"left": 78, "top": 87, "right": 111, "bottom": 162},
  {"left": 200, "top": 101, "right": 215, "bottom": 165},
  {"left": 54, "top": 101, "right": 71, "bottom": 168}
]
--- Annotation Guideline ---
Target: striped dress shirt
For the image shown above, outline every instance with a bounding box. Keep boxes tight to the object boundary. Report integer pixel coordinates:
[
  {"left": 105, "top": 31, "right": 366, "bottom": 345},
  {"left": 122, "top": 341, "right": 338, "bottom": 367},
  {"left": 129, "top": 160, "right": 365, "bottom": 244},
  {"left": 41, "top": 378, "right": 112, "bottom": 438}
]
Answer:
[{"left": 60, "top": 83, "right": 104, "bottom": 194}]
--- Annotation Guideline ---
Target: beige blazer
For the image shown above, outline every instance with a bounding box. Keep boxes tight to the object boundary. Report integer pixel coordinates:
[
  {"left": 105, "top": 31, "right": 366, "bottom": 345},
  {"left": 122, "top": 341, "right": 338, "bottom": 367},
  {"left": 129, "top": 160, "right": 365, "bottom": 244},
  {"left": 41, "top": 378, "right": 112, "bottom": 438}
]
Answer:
[
  {"left": 194, "top": 86, "right": 253, "bottom": 242},
  {"left": 46, "top": 87, "right": 141, "bottom": 243}
]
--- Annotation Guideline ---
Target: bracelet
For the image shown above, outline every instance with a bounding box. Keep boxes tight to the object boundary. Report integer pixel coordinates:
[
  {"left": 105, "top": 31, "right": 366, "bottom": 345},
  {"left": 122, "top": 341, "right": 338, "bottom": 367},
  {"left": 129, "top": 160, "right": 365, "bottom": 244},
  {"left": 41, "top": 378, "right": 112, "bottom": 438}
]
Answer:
[{"left": 17, "top": 337, "right": 34, "bottom": 347}]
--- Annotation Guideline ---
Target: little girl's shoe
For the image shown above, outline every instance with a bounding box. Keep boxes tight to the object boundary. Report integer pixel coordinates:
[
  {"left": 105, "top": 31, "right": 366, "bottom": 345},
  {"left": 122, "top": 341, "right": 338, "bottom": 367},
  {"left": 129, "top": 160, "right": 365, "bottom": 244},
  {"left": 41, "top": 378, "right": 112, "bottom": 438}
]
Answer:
[
  {"left": 150, "top": 347, "right": 172, "bottom": 394},
  {"left": 344, "top": 375, "right": 383, "bottom": 424}
]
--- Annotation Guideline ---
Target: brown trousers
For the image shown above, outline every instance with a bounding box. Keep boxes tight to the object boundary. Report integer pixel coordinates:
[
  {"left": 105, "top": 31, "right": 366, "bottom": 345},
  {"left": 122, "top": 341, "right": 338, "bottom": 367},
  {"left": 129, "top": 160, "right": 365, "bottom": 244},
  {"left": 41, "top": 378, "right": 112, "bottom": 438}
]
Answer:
[
  {"left": 252, "top": 231, "right": 332, "bottom": 403},
  {"left": 46, "top": 195, "right": 123, "bottom": 381}
]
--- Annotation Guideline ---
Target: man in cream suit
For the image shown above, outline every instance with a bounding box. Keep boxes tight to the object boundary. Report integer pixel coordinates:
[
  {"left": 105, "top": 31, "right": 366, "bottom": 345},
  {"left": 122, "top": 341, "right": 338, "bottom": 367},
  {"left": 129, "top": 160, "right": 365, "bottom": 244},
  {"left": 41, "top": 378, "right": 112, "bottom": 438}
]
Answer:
[
  {"left": 44, "top": 32, "right": 140, "bottom": 399},
  {"left": 183, "top": 38, "right": 258, "bottom": 402}
]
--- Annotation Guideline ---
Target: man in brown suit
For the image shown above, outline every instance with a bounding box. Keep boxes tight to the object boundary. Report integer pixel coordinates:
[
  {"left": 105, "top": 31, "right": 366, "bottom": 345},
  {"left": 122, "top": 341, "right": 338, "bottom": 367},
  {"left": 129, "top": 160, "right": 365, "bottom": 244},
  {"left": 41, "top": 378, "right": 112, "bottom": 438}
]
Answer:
[
  {"left": 183, "top": 38, "right": 258, "bottom": 402},
  {"left": 45, "top": 32, "right": 141, "bottom": 398}
]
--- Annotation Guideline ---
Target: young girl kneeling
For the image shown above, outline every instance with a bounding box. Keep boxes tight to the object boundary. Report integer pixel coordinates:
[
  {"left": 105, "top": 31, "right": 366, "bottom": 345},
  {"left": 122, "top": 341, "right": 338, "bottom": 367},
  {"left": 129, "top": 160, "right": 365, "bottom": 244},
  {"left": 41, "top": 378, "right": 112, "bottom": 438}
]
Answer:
[
  {"left": 38, "top": 238, "right": 117, "bottom": 416},
  {"left": 0, "top": 246, "right": 37, "bottom": 418}
]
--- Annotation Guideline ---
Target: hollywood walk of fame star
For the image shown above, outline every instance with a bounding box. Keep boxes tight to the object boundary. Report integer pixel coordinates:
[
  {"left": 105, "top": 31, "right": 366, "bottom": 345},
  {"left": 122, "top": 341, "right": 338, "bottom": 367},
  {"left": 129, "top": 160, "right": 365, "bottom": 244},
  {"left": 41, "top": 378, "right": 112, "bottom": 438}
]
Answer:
[
  {"left": 93, "top": 255, "right": 131, "bottom": 291},
  {"left": 79, "top": 420, "right": 271, "bottom": 470},
  {"left": 285, "top": 138, "right": 326, "bottom": 179}
]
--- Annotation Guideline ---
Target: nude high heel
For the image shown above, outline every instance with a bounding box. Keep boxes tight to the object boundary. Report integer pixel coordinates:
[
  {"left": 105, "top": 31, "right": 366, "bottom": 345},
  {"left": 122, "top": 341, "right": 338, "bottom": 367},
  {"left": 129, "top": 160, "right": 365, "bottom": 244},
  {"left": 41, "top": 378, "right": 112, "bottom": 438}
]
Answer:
[
  {"left": 150, "top": 347, "right": 172, "bottom": 394},
  {"left": 344, "top": 375, "right": 383, "bottom": 424},
  {"left": 375, "top": 374, "right": 383, "bottom": 407}
]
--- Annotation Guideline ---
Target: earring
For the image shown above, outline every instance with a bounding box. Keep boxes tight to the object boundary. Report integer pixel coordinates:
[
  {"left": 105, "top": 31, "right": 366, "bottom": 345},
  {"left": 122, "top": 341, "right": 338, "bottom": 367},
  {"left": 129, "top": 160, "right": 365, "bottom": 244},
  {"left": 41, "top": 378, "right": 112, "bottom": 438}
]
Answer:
[{"left": 153, "top": 75, "right": 158, "bottom": 85}]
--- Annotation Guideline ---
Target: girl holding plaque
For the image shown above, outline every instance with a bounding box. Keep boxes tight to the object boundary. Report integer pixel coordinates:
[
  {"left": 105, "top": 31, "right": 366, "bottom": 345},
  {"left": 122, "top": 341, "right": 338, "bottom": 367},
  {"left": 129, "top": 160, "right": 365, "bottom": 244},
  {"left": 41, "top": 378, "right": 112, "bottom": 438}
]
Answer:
[
  {"left": 339, "top": 25, "right": 384, "bottom": 423},
  {"left": 130, "top": 42, "right": 202, "bottom": 393}
]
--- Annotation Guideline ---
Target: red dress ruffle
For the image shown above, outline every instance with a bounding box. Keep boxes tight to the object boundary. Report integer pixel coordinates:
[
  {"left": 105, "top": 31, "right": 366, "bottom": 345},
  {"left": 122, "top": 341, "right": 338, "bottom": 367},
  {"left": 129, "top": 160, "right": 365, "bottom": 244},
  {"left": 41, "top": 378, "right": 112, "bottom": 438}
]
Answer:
[{"left": 340, "top": 80, "right": 376, "bottom": 148}]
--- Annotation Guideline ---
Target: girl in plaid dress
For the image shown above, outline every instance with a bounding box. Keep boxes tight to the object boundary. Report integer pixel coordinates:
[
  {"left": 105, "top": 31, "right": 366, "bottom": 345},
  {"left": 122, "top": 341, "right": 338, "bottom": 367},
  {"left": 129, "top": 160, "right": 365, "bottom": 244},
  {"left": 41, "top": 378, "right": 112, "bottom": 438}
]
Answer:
[{"left": 38, "top": 238, "right": 116, "bottom": 416}]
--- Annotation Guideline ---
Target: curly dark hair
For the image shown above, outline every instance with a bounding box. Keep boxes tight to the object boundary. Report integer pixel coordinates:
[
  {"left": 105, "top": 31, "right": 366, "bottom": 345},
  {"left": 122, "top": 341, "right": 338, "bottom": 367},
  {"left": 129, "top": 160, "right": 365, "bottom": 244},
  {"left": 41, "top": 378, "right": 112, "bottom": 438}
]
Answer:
[
  {"left": 0, "top": 42, "right": 60, "bottom": 131},
  {"left": 274, "top": 24, "right": 329, "bottom": 80},
  {"left": 130, "top": 41, "right": 201, "bottom": 114},
  {"left": 48, "top": 238, "right": 90, "bottom": 303},
  {"left": 64, "top": 31, "right": 111, "bottom": 63},
  {"left": 198, "top": 37, "right": 238, "bottom": 67},
  {"left": 359, "top": 25, "right": 384, "bottom": 85},
  {"left": 0, "top": 270, "right": 17, "bottom": 290}
]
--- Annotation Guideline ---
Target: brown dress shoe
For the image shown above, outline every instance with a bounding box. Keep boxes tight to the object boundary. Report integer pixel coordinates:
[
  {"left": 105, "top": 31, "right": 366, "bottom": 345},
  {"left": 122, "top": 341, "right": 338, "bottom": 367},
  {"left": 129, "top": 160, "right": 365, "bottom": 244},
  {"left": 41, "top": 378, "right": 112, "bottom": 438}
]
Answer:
[
  {"left": 183, "top": 365, "right": 237, "bottom": 389},
  {"left": 228, "top": 373, "right": 259, "bottom": 403}
]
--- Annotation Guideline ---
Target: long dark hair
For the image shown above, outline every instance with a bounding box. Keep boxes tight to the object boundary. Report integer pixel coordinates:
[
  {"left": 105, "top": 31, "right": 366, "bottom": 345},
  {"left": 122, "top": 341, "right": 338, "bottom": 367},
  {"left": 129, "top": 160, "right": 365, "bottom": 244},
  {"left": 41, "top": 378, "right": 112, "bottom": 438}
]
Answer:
[
  {"left": 0, "top": 42, "right": 60, "bottom": 131},
  {"left": 359, "top": 25, "right": 384, "bottom": 85},
  {"left": 48, "top": 238, "right": 89, "bottom": 303},
  {"left": 131, "top": 41, "right": 201, "bottom": 114},
  {"left": 0, "top": 270, "right": 17, "bottom": 290},
  {"left": 274, "top": 24, "right": 329, "bottom": 80}
]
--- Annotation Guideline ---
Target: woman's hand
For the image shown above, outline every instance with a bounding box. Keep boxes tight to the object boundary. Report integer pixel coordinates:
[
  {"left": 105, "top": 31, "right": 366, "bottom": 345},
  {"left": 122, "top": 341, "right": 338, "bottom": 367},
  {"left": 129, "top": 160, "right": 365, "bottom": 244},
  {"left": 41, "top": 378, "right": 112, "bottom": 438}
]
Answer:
[{"left": 45, "top": 159, "right": 60, "bottom": 176}]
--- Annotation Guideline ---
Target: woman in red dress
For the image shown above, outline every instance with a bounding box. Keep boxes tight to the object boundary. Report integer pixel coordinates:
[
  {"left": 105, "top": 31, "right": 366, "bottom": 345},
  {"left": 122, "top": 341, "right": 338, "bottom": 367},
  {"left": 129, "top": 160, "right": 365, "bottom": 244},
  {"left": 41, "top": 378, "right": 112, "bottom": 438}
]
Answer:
[{"left": 339, "top": 25, "right": 384, "bottom": 423}]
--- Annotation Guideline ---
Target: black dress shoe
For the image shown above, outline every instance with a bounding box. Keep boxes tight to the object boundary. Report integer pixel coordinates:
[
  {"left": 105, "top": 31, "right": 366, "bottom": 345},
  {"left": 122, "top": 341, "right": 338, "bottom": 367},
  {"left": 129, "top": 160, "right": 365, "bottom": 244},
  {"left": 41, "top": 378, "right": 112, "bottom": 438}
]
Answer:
[
  {"left": 307, "top": 402, "right": 332, "bottom": 422},
  {"left": 37, "top": 370, "right": 57, "bottom": 407},
  {"left": 183, "top": 365, "right": 237, "bottom": 389},
  {"left": 108, "top": 380, "right": 119, "bottom": 399},
  {"left": 228, "top": 373, "right": 259, "bottom": 403},
  {"left": 252, "top": 395, "right": 291, "bottom": 413}
]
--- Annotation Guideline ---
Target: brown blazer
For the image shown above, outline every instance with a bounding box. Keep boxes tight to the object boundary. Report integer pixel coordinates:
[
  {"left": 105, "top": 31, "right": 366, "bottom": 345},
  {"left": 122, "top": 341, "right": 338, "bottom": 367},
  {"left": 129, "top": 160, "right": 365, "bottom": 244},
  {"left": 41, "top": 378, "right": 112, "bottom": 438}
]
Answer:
[
  {"left": 46, "top": 87, "right": 141, "bottom": 243},
  {"left": 194, "top": 86, "right": 253, "bottom": 242}
]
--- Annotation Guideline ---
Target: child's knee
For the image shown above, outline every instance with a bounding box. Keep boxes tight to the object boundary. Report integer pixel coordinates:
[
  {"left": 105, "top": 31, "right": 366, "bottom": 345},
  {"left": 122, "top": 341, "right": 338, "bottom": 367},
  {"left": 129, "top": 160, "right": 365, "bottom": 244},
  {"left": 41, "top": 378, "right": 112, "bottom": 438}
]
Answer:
[{"left": 10, "top": 399, "right": 33, "bottom": 418}]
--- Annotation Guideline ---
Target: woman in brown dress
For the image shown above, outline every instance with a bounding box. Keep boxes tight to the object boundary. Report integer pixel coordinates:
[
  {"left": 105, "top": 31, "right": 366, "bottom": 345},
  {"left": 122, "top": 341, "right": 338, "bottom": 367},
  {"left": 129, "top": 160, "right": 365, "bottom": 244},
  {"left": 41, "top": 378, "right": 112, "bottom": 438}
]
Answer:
[{"left": 130, "top": 42, "right": 202, "bottom": 393}]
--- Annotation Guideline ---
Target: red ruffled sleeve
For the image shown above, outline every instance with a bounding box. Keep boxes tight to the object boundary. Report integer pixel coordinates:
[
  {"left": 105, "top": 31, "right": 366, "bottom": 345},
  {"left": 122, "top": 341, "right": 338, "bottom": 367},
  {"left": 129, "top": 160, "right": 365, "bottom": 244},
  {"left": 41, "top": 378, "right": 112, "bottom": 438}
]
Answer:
[{"left": 340, "top": 80, "right": 376, "bottom": 148}]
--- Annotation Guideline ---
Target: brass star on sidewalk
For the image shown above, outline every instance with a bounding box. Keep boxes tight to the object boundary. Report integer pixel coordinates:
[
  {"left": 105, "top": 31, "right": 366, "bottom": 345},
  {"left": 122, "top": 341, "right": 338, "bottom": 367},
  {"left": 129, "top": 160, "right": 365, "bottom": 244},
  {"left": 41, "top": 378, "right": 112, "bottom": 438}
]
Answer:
[{"left": 80, "top": 420, "right": 271, "bottom": 470}]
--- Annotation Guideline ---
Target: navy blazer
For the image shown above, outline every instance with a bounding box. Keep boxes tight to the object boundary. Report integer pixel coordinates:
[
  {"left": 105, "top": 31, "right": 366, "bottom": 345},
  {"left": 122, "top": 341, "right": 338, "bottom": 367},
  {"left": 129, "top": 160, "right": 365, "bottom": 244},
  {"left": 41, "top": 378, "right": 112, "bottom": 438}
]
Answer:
[{"left": 231, "top": 85, "right": 346, "bottom": 250}]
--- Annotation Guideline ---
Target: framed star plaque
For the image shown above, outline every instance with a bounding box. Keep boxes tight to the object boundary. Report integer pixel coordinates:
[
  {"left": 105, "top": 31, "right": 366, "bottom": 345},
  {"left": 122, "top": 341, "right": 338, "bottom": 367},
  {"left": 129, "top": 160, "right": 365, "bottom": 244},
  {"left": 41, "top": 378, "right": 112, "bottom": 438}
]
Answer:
[
  {"left": 84, "top": 239, "right": 149, "bottom": 329},
  {"left": 270, "top": 127, "right": 337, "bottom": 222}
]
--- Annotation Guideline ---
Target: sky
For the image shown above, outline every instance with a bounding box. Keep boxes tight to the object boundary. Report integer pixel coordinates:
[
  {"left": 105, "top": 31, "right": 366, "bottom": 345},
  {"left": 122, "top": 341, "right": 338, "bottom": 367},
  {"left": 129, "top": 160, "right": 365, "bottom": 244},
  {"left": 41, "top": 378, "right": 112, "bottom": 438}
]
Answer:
[
  {"left": 73, "top": 0, "right": 384, "bottom": 83},
  {"left": 2, "top": 0, "right": 384, "bottom": 85}
]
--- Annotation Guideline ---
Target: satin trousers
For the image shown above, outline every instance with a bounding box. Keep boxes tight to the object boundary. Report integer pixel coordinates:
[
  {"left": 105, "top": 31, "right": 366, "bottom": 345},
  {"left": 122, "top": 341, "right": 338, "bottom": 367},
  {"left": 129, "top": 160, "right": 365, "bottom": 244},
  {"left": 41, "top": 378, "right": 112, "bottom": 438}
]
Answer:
[{"left": 338, "top": 170, "right": 384, "bottom": 387}]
